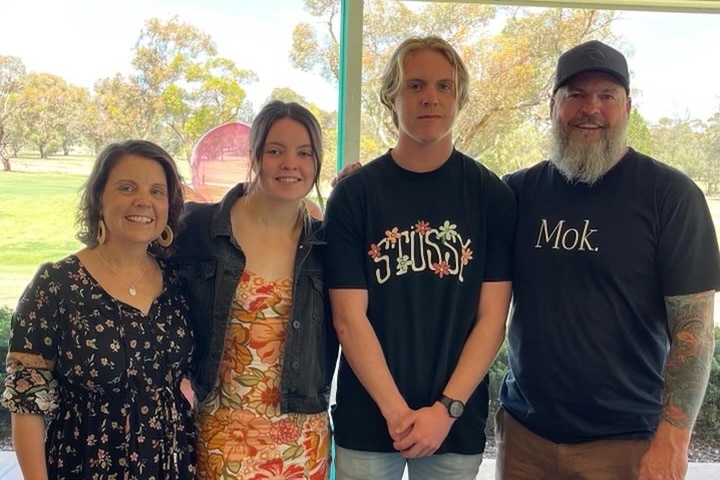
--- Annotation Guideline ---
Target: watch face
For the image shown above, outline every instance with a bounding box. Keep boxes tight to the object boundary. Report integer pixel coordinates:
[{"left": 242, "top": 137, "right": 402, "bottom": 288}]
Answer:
[{"left": 449, "top": 401, "right": 464, "bottom": 418}]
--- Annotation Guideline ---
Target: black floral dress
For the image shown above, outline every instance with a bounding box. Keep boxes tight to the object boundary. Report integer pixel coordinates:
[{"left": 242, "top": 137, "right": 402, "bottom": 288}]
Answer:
[{"left": 1, "top": 255, "right": 196, "bottom": 479}]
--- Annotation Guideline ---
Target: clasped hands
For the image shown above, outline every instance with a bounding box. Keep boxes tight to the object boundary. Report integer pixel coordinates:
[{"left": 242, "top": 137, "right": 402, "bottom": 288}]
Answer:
[{"left": 386, "top": 402, "right": 455, "bottom": 458}]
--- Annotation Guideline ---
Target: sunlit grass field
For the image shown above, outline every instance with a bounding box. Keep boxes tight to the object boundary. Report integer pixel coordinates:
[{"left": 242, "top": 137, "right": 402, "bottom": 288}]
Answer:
[
  {"left": 2, "top": 158, "right": 720, "bottom": 314},
  {"left": 0, "top": 171, "right": 85, "bottom": 307},
  {"left": 0, "top": 153, "right": 195, "bottom": 308}
]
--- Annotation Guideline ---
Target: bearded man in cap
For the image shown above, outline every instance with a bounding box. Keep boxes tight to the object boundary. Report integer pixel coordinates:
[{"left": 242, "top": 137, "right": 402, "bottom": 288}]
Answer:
[{"left": 496, "top": 40, "right": 720, "bottom": 480}]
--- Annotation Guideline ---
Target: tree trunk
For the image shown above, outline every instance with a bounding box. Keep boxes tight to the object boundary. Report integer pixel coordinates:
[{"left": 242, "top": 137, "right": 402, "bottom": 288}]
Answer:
[{"left": 1, "top": 157, "right": 10, "bottom": 171}]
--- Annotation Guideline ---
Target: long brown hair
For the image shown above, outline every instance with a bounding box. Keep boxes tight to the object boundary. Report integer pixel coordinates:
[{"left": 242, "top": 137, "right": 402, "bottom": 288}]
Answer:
[{"left": 246, "top": 100, "right": 324, "bottom": 209}]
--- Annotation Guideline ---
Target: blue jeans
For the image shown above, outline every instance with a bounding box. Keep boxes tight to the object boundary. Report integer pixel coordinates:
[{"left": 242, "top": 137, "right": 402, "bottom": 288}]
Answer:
[{"left": 335, "top": 445, "right": 483, "bottom": 480}]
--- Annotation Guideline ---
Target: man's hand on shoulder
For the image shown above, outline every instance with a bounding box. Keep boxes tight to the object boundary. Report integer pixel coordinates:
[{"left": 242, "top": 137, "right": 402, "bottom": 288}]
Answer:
[{"left": 331, "top": 162, "right": 362, "bottom": 187}]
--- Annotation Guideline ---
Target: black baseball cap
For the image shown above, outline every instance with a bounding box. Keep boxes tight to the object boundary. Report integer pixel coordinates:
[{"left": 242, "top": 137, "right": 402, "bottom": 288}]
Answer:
[{"left": 553, "top": 40, "right": 629, "bottom": 93}]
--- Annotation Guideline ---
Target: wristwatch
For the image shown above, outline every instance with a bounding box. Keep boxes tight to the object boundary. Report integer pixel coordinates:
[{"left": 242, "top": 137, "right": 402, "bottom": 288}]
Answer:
[{"left": 438, "top": 394, "right": 465, "bottom": 419}]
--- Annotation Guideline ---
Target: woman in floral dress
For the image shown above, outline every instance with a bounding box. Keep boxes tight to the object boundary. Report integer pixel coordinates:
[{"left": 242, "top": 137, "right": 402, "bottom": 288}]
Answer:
[
  {"left": 174, "top": 101, "right": 338, "bottom": 480},
  {"left": 2, "top": 140, "right": 196, "bottom": 479}
]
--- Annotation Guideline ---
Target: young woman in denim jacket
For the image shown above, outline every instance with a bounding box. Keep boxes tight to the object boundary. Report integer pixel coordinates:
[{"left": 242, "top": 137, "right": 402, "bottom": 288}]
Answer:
[{"left": 173, "top": 100, "right": 338, "bottom": 480}]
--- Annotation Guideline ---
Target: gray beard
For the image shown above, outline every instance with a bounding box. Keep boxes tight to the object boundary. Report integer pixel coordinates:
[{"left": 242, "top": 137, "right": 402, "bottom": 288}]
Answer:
[{"left": 549, "top": 118, "right": 628, "bottom": 185}]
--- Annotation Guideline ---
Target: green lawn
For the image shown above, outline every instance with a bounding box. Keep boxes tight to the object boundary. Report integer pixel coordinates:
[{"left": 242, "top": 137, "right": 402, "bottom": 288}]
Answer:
[
  {"left": 2, "top": 166, "right": 720, "bottom": 311},
  {"left": 9, "top": 151, "right": 192, "bottom": 178},
  {"left": 0, "top": 171, "right": 84, "bottom": 307},
  {"left": 0, "top": 152, "right": 196, "bottom": 308}
]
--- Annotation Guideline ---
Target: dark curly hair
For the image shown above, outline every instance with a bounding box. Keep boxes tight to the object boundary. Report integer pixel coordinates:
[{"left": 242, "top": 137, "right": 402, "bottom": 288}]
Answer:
[{"left": 75, "top": 139, "right": 185, "bottom": 257}]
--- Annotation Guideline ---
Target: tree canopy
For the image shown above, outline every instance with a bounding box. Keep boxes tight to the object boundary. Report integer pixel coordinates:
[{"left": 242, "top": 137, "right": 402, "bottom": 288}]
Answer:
[
  {"left": 291, "top": 1, "right": 623, "bottom": 171},
  {"left": 1, "top": 17, "right": 259, "bottom": 163},
  {"left": 1, "top": 5, "right": 718, "bottom": 192},
  {"left": 0, "top": 55, "right": 26, "bottom": 169}
]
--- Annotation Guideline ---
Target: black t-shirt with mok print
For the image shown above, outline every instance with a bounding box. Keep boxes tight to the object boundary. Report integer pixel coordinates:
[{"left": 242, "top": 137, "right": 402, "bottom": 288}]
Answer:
[{"left": 501, "top": 148, "right": 720, "bottom": 444}]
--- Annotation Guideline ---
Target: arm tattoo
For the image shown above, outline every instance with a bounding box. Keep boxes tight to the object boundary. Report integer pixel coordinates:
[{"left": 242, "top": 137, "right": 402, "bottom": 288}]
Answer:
[{"left": 662, "top": 290, "right": 716, "bottom": 430}]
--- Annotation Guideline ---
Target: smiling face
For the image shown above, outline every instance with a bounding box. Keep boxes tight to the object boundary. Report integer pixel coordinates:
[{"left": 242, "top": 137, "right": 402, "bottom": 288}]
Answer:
[
  {"left": 393, "top": 48, "right": 458, "bottom": 149},
  {"left": 549, "top": 71, "right": 631, "bottom": 184},
  {"left": 551, "top": 71, "right": 631, "bottom": 142},
  {"left": 99, "top": 154, "right": 169, "bottom": 247},
  {"left": 255, "top": 117, "right": 316, "bottom": 202}
]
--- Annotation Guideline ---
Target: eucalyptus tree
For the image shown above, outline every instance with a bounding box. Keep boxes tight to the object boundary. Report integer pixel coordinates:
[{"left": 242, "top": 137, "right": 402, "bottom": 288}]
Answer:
[
  {"left": 128, "top": 16, "right": 258, "bottom": 158},
  {"left": 0, "top": 55, "right": 26, "bottom": 169},
  {"left": 290, "top": 1, "right": 619, "bottom": 168},
  {"left": 15, "top": 73, "right": 88, "bottom": 158}
]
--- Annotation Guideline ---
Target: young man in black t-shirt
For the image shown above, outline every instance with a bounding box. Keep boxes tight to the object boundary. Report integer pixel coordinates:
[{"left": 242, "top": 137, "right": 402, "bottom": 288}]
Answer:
[{"left": 324, "top": 36, "right": 516, "bottom": 480}]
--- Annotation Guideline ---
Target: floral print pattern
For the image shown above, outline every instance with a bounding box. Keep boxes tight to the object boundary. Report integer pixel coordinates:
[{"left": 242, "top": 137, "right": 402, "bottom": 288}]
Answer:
[
  {"left": 365, "top": 218, "right": 474, "bottom": 283},
  {"left": 195, "top": 270, "right": 330, "bottom": 480},
  {"left": 1, "top": 255, "right": 196, "bottom": 479}
]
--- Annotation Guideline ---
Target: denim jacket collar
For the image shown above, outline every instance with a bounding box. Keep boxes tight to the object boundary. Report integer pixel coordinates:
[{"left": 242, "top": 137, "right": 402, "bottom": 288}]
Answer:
[
  {"left": 209, "top": 182, "right": 326, "bottom": 246},
  {"left": 209, "top": 182, "right": 244, "bottom": 240}
]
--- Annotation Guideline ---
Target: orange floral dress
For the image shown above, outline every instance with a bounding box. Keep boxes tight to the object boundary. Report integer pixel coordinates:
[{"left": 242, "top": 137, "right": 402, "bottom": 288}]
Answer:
[{"left": 195, "top": 270, "right": 331, "bottom": 480}]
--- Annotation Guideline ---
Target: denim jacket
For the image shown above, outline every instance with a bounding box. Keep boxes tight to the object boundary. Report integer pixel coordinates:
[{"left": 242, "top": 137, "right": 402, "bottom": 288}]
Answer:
[{"left": 173, "top": 183, "right": 338, "bottom": 413}]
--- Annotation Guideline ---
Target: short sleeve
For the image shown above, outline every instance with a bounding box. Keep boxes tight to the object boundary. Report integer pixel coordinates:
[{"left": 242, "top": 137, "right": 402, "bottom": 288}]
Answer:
[
  {"left": 657, "top": 173, "right": 720, "bottom": 295},
  {"left": 483, "top": 175, "right": 517, "bottom": 282},
  {"left": 324, "top": 177, "right": 369, "bottom": 289},
  {"left": 2, "top": 263, "right": 61, "bottom": 416}
]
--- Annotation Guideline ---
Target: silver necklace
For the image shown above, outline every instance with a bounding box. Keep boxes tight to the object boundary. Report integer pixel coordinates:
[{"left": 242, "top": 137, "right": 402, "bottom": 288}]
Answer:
[{"left": 95, "top": 249, "right": 149, "bottom": 296}]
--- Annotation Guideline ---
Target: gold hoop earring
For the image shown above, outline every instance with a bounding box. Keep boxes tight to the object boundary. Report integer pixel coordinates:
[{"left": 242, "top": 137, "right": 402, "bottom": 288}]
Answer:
[
  {"left": 97, "top": 218, "right": 107, "bottom": 245},
  {"left": 157, "top": 225, "right": 174, "bottom": 247}
]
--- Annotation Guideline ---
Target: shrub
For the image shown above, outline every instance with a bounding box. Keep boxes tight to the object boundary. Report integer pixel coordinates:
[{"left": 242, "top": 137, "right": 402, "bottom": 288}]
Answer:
[
  {"left": 486, "top": 326, "right": 720, "bottom": 444},
  {"left": 0, "top": 305, "right": 11, "bottom": 385},
  {"left": 485, "top": 340, "right": 509, "bottom": 439},
  {"left": 694, "top": 325, "right": 720, "bottom": 444},
  {"left": 0, "top": 305, "right": 12, "bottom": 444}
]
